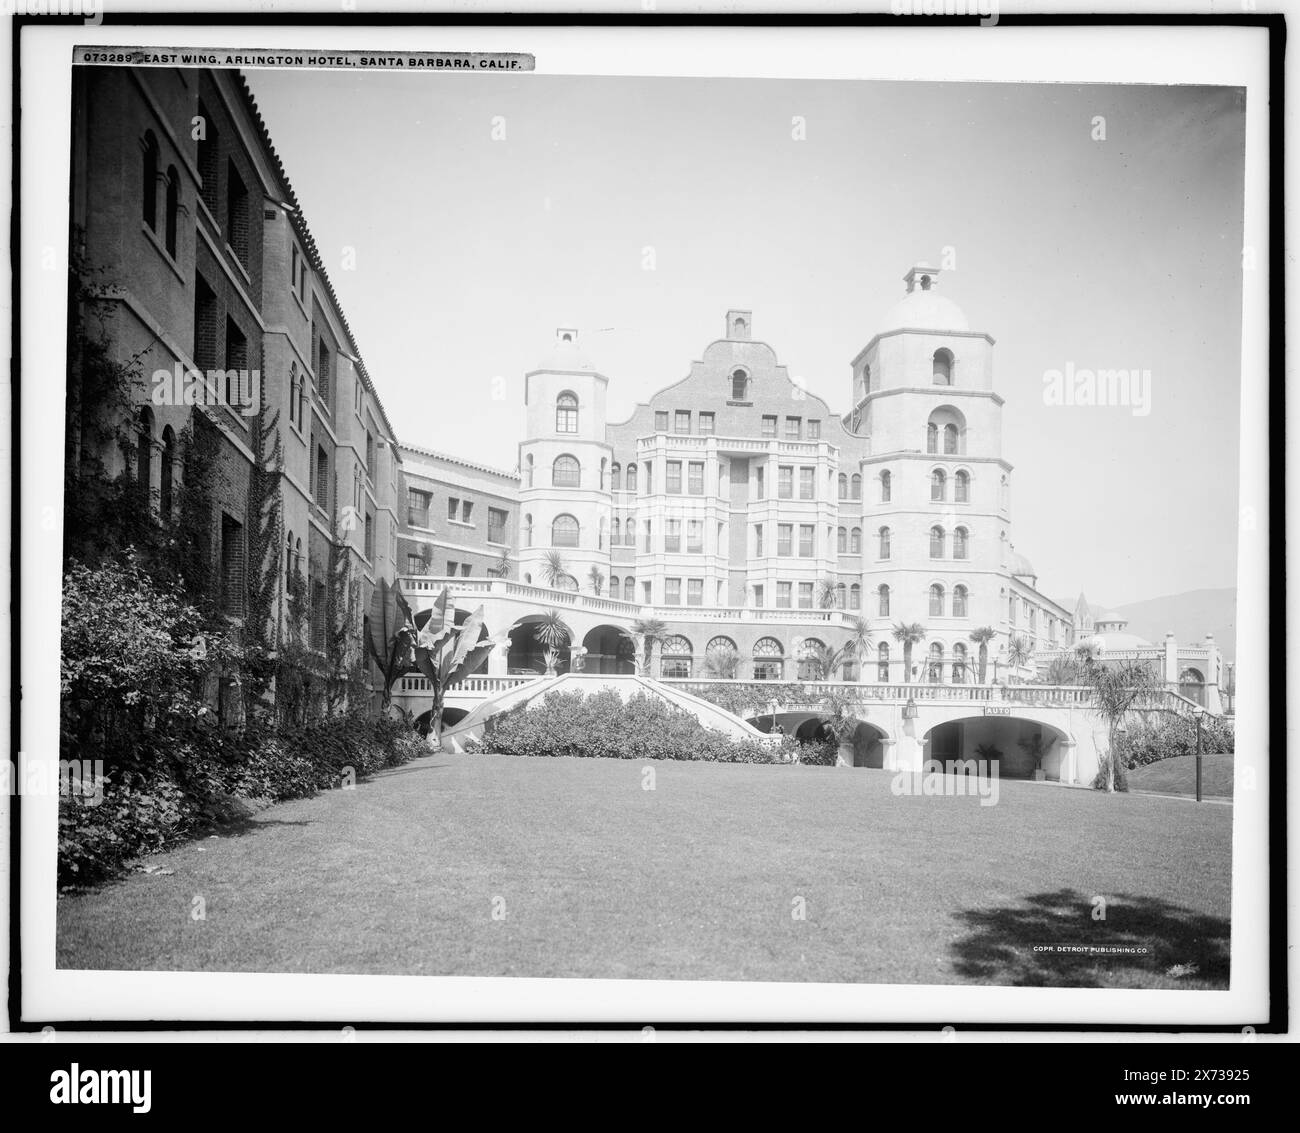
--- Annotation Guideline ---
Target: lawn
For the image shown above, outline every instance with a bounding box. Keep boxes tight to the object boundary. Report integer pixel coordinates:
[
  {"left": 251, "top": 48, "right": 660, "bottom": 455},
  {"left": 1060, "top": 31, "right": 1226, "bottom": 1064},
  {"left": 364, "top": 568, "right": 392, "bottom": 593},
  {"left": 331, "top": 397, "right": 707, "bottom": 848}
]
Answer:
[
  {"left": 1127, "top": 753, "right": 1235, "bottom": 799},
  {"left": 56, "top": 753, "right": 1233, "bottom": 988}
]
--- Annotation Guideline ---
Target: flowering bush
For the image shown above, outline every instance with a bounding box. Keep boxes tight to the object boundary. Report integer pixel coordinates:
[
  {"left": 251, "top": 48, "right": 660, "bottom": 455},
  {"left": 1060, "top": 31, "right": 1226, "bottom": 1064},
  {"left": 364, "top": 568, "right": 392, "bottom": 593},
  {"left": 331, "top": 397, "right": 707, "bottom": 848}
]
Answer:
[{"left": 481, "top": 688, "right": 780, "bottom": 764}]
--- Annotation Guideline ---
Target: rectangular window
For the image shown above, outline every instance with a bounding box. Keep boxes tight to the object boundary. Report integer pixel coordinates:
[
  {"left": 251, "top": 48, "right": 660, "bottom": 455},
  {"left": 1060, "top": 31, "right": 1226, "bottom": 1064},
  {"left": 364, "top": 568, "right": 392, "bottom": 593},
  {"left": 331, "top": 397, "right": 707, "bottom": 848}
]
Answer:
[
  {"left": 310, "top": 579, "right": 327, "bottom": 651},
  {"left": 799, "top": 524, "right": 814, "bottom": 557},
  {"left": 461, "top": 501, "right": 474, "bottom": 524},
  {"left": 461, "top": 563, "right": 471, "bottom": 577},
  {"left": 778, "top": 466, "right": 793, "bottom": 499},
  {"left": 314, "top": 445, "right": 329, "bottom": 510},
  {"left": 407, "top": 488, "right": 431, "bottom": 528},
  {"left": 655, "top": 410, "right": 669, "bottom": 432},
  {"left": 798, "top": 467, "right": 814, "bottom": 500},
  {"left": 643, "top": 520, "right": 652, "bottom": 552},
  {"left": 406, "top": 553, "right": 425, "bottom": 575},
  {"left": 226, "top": 157, "right": 249, "bottom": 263},
  {"left": 220, "top": 512, "right": 245, "bottom": 615},
  {"left": 488, "top": 507, "right": 507, "bottom": 544},
  {"left": 761, "top": 415, "right": 777, "bottom": 438},
  {"left": 674, "top": 410, "right": 691, "bottom": 434},
  {"left": 688, "top": 461, "right": 704, "bottom": 495},
  {"left": 223, "top": 317, "right": 247, "bottom": 409},
  {"left": 193, "top": 273, "right": 218, "bottom": 373},
  {"left": 754, "top": 584, "right": 765, "bottom": 607},
  {"left": 777, "top": 524, "right": 792, "bottom": 557},
  {"left": 687, "top": 520, "right": 703, "bottom": 554},
  {"left": 365, "top": 432, "right": 376, "bottom": 477},
  {"left": 777, "top": 582, "right": 792, "bottom": 609},
  {"left": 364, "top": 512, "right": 374, "bottom": 560},
  {"left": 756, "top": 466, "right": 765, "bottom": 499},
  {"left": 665, "top": 578, "right": 681, "bottom": 605},
  {"left": 754, "top": 524, "right": 764, "bottom": 556},
  {"left": 798, "top": 582, "right": 813, "bottom": 609},
  {"left": 785, "top": 416, "right": 801, "bottom": 440},
  {"left": 666, "top": 460, "right": 682, "bottom": 494},
  {"left": 687, "top": 578, "right": 703, "bottom": 606},
  {"left": 447, "top": 560, "right": 458, "bottom": 576},
  {"left": 808, "top": 419, "right": 821, "bottom": 439},
  {"left": 665, "top": 519, "right": 681, "bottom": 553},
  {"left": 447, "top": 497, "right": 459, "bottom": 521},
  {"left": 698, "top": 412, "right": 715, "bottom": 435},
  {"left": 316, "top": 337, "right": 332, "bottom": 405},
  {"left": 643, "top": 580, "right": 652, "bottom": 604}
]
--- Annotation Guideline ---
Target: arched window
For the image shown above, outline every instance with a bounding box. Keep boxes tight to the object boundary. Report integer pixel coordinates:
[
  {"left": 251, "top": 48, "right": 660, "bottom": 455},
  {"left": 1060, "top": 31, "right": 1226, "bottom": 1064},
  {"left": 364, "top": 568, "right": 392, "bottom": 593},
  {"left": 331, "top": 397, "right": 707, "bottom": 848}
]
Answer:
[
  {"left": 838, "top": 472, "right": 848, "bottom": 499},
  {"left": 164, "top": 166, "right": 180, "bottom": 257},
  {"left": 880, "top": 470, "right": 891, "bottom": 502},
  {"left": 849, "top": 583, "right": 861, "bottom": 610},
  {"left": 953, "top": 584, "right": 969, "bottom": 618},
  {"left": 285, "top": 531, "right": 295, "bottom": 591},
  {"left": 136, "top": 407, "right": 154, "bottom": 498},
  {"left": 552, "top": 454, "right": 580, "bottom": 487},
  {"left": 611, "top": 517, "right": 621, "bottom": 545},
  {"left": 955, "top": 470, "right": 970, "bottom": 503},
  {"left": 944, "top": 424, "right": 959, "bottom": 454},
  {"left": 878, "top": 526, "right": 891, "bottom": 559},
  {"left": 850, "top": 526, "right": 862, "bottom": 554},
  {"left": 931, "top": 469, "right": 946, "bottom": 501},
  {"left": 797, "top": 638, "right": 828, "bottom": 681},
  {"left": 555, "top": 391, "right": 578, "bottom": 434},
  {"left": 835, "top": 583, "right": 847, "bottom": 608},
  {"left": 877, "top": 584, "right": 890, "bottom": 617},
  {"left": 609, "top": 574, "right": 620, "bottom": 598},
  {"left": 952, "top": 643, "right": 968, "bottom": 683},
  {"left": 661, "top": 635, "right": 693, "bottom": 679},
  {"left": 552, "top": 513, "right": 579, "bottom": 547},
  {"left": 753, "top": 636, "right": 784, "bottom": 681},
  {"left": 929, "top": 584, "right": 945, "bottom": 617},
  {"left": 930, "top": 525, "right": 945, "bottom": 558},
  {"left": 160, "top": 425, "right": 176, "bottom": 516},
  {"left": 928, "top": 642, "right": 945, "bottom": 683},
  {"left": 525, "top": 454, "right": 534, "bottom": 488},
  {"left": 524, "top": 513, "right": 534, "bottom": 547},
  {"left": 851, "top": 473, "right": 862, "bottom": 500},
  {"left": 927, "top": 422, "right": 938, "bottom": 454},
  {"left": 953, "top": 527, "right": 969, "bottom": 559},
  {"left": 731, "top": 368, "right": 749, "bottom": 401},
  {"left": 877, "top": 642, "right": 891, "bottom": 682},
  {"left": 932, "top": 348, "right": 953, "bottom": 386},
  {"left": 625, "top": 463, "right": 637, "bottom": 493},
  {"left": 611, "top": 462, "right": 621, "bottom": 491},
  {"left": 623, "top": 576, "right": 635, "bottom": 602},
  {"left": 928, "top": 406, "right": 966, "bottom": 456},
  {"left": 141, "top": 131, "right": 159, "bottom": 230},
  {"left": 837, "top": 526, "right": 847, "bottom": 554}
]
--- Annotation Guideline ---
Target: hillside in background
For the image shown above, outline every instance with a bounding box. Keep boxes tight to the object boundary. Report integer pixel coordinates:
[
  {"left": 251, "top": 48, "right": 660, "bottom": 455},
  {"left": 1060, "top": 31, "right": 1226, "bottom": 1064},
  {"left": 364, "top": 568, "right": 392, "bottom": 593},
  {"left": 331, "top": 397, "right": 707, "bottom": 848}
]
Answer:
[{"left": 1112, "top": 588, "right": 1237, "bottom": 663}]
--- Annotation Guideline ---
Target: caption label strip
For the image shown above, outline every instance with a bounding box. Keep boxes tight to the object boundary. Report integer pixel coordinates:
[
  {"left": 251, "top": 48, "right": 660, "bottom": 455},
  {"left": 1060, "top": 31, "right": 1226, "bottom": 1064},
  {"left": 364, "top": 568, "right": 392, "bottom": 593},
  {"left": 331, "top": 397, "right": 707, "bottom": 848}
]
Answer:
[{"left": 74, "top": 47, "right": 535, "bottom": 71}]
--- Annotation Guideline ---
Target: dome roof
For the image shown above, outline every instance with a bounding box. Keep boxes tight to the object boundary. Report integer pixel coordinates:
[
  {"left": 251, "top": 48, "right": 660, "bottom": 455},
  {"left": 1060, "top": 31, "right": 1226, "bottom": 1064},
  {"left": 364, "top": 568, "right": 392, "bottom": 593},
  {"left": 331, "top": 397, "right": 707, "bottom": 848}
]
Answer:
[
  {"left": 1095, "top": 610, "right": 1128, "bottom": 626},
  {"left": 1089, "top": 631, "right": 1156, "bottom": 652},
  {"left": 880, "top": 288, "right": 970, "bottom": 334},
  {"left": 1007, "top": 550, "right": 1036, "bottom": 579},
  {"left": 535, "top": 328, "right": 595, "bottom": 372}
]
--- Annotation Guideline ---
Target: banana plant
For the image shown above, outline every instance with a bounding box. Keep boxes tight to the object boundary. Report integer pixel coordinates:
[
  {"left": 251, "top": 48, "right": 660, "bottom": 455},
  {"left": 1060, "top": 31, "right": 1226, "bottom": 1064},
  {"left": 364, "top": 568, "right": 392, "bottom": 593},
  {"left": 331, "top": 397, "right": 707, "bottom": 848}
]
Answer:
[
  {"left": 414, "top": 588, "right": 497, "bottom": 749},
  {"left": 365, "top": 577, "right": 415, "bottom": 710}
]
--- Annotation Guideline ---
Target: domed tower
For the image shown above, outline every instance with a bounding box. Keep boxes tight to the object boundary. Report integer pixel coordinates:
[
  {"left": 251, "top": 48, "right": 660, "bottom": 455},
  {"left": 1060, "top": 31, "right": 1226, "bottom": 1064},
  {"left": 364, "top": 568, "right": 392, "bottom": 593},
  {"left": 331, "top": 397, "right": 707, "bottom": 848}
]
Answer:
[
  {"left": 850, "top": 265, "right": 1013, "bottom": 681},
  {"left": 517, "top": 329, "right": 614, "bottom": 593}
]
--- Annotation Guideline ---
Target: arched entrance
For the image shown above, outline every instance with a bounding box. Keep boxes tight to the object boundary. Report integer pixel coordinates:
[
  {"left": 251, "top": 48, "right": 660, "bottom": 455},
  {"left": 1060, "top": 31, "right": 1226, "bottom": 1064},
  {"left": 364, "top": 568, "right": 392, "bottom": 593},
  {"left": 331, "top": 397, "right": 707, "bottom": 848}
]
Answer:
[
  {"left": 850, "top": 721, "right": 889, "bottom": 768},
  {"left": 581, "top": 624, "right": 635, "bottom": 675},
  {"left": 1179, "top": 667, "right": 1206, "bottom": 707},
  {"left": 507, "top": 614, "right": 571, "bottom": 676},
  {"left": 922, "top": 715, "right": 1072, "bottom": 780}
]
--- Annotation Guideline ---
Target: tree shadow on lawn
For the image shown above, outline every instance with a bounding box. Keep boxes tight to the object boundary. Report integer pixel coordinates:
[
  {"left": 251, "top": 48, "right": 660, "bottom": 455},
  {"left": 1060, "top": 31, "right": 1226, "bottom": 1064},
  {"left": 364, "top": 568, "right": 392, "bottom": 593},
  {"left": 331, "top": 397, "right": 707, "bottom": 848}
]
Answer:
[{"left": 950, "top": 888, "right": 1229, "bottom": 989}]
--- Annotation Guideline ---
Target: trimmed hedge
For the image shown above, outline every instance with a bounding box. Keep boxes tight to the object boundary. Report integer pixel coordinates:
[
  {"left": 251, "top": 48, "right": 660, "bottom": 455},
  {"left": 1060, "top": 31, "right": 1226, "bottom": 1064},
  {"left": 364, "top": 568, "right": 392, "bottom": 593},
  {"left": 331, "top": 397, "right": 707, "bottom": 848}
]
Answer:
[
  {"left": 1115, "top": 715, "right": 1235, "bottom": 770},
  {"left": 476, "top": 688, "right": 794, "bottom": 763}
]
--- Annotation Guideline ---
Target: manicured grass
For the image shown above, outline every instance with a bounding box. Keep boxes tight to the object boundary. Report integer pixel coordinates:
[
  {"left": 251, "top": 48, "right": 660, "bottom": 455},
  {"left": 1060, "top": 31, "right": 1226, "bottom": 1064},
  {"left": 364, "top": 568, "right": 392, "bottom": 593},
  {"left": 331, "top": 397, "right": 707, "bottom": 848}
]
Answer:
[
  {"left": 1127, "top": 753, "right": 1235, "bottom": 799},
  {"left": 56, "top": 754, "right": 1232, "bottom": 988}
]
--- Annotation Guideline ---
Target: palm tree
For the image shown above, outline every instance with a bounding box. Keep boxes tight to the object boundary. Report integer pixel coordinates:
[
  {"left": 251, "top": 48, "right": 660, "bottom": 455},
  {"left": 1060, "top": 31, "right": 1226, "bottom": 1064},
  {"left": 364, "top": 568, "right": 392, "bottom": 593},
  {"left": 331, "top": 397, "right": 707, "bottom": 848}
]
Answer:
[
  {"left": 540, "top": 550, "right": 570, "bottom": 589},
  {"left": 969, "top": 626, "right": 997, "bottom": 684},
  {"left": 1005, "top": 634, "right": 1033, "bottom": 683},
  {"left": 489, "top": 546, "right": 512, "bottom": 579},
  {"left": 534, "top": 608, "right": 571, "bottom": 675},
  {"left": 1044, "top": 652, "right": 1082, "bottom": 686},
  {"left": 816, "top": 576, "right": 839, "bottom": 609},
  {"left": 892, "top": 622, "right": 926, "bottom": 683},
  {"left": 1086, "top": 660, "right": 1163, "bottom": 792},
  {"left": 830, "top": 616, "right": 872, "bottom": 681},
  {"left": 587, "top": 564, "right": 605, "bottom": 595},
  {"left": 703, "top": 642, "right": 741, "bottom": 679},
  {"left": 625, "top": 616, "right": 668, "bottom": 676}
]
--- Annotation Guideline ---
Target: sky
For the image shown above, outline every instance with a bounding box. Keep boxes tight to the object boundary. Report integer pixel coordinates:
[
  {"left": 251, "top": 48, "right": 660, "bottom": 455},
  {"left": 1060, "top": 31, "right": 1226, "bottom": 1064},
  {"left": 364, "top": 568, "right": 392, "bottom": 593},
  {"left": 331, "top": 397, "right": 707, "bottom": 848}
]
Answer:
[{"left": 245, "top": 70, "right": 1246, "bottom": 609}]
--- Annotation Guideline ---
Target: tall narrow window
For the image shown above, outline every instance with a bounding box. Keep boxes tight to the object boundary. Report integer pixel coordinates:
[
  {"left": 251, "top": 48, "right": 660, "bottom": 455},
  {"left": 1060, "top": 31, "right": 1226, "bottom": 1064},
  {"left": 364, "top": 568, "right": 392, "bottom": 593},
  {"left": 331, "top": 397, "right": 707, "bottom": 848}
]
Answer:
[
  {"left": 880, "top": 470, "right": 891, "bottom": 502},
  {"left": 927, "top": 423, "right": 938, "bottom": 454},
  {"left": 611, "top": 462, "right": 621, "bottom": 491},
  {"left": 850, "top": 526, "right": 862, "bottom": 554},
  {"left": 552, "top": 513, "right": 579, "bottom": 547},
  {"left": 929, "top": 584, "right": 945, "bottom": 617},
  {"left": 289, "top": 366, "right": 300, "bottom": 429},
  {"left": 849, "top": 584, "right": 861, "bottom": 610},
  {"left": 955, "top": 470, "right": 970, "bottom": 503},
  {"left": 625, "top": 463, "right": 637, "bottom": 493},
  {"left": 944, "top": 424, "right": 959, "bottom": 454},
  {"left": 731, "top": 369, "right": 748, "bottom": 401},
  {"left": 878, "top": 584, "right": 890, "bottom": 617},
  {"left": 953, "top": 527, "right": 969, "bottom": 559},
  {"left": 878, "top": 527, "right": 891, "bottom": 560},
  {"left": 141, "top": 131, "right": 159, "bottom": 230},
  {"left": 314, "top": 445, "right": 329, "bottom": 510},
  {"left": 226, "top": 157, "right": 249, "bottom": 263},
  {"left": 933, "top": 348, "right": 953, "bottom": 385},
  {"left": 878, "top": 642, "right": 891, "bottom": 682},
  {"left": 930, "top": 526, "right": 946, "bottom": 558},
  {"left": 193, "top": 273, "right": 217, "bottom": 373},
  {"left": 555, "top": 391, "right": 578, "bottom": 433},
  {"left": 316, "top": 338, "right": 332, "bottom": 404},
  {"left": 837, "top": 526, "right": 847, "bottom": 554},
  {"left": 160, "top": 425, "right": 176, "bottom": 516},
  {"left": 838, "top": 473, "right": 848, "bottom": 499},
  {"left": 623, "top": 577, "right": 635, "bottom": 602},
  {"left": 164, "top": 166, "right": 180, "bottom": 257},
  {"left": 136, "top": 408, "right": 154, "bottom": 498},
  {"left": 220, "top": 512, "right": 245, "bottom": 615},
  {"left": 953, "top": 585, "right": 969, "bottom": 618},
  {"left": 850, "top": 474, "right": 862, "bottom": 500}
]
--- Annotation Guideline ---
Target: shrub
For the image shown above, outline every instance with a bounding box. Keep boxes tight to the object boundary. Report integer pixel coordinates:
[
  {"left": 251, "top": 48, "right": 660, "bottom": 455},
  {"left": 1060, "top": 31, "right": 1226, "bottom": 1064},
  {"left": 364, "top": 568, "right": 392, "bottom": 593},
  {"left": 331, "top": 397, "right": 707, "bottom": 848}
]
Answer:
[
  {"left": 1091, "top": 752, "right": 1129, "bottom": 792},
  {"left": 1114, "top": 714, "right": 1235, "bottom": 769},
  {"left": 482, "top": 689, "right": 778, "bottom": 764}
]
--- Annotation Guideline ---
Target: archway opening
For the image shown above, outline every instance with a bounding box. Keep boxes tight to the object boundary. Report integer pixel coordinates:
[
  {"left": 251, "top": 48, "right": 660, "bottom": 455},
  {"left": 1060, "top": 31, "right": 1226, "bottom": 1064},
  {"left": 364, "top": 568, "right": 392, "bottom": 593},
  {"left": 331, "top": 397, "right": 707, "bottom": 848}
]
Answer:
[
  {"left": 507, "top": 615, "right": 570, "bottom": 676},
  {"left": 581, "top": 624, "right": 636, "bottom": 675},
  {"left": 922, "top": 715, "right": 1072, "bottom": 780}
]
